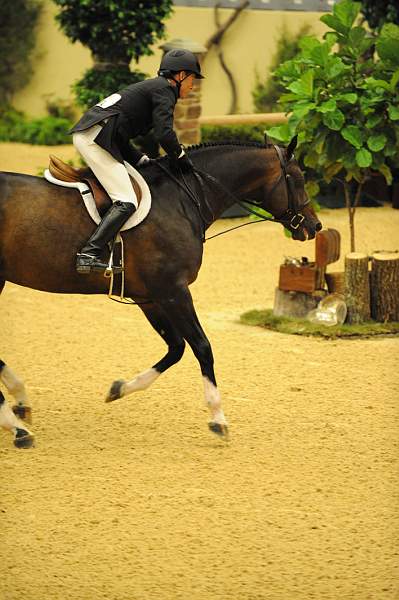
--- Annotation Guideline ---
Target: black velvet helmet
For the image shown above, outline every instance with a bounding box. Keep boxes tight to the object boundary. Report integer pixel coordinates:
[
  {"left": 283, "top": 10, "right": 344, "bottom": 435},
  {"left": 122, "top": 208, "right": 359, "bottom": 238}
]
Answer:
[{"left": 158, "top": 49, "right": 204, "bottom": 79}]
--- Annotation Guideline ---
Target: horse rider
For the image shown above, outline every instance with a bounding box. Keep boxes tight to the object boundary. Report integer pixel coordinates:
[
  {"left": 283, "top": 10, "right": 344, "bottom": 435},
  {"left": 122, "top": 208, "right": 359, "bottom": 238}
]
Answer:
[{"left": 69, "top": 49, "right": 204, "bottom": 274}]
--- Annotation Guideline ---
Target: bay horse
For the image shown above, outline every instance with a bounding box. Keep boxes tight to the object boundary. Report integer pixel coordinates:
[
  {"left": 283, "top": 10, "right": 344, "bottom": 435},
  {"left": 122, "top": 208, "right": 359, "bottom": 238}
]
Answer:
[{"left": 0, "top": 139, "right": 321, "bottom": 439}]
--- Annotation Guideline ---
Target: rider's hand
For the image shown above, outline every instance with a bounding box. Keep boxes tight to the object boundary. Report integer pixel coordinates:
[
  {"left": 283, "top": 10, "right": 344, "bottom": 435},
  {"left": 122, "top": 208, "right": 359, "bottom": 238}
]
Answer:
[
  {"left": 169, "top": 153, "right": 194, "bottom": 174},
  {"left": 136, "top": 154, "right": 151, "bottom": 166}
]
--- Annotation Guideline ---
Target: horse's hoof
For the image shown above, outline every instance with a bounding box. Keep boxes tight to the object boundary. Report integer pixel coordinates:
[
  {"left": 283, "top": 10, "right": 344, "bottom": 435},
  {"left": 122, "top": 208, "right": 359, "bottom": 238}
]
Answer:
[
  {"left": 105, "top": 380, "right": 125, "bottom": 403},
  {"left": 12, "top": 404, "right": 32, "bottom": 424},
  {"left": 208, "top": 422, "right": 229, "bottom": 440},
  {"left": 14, "top": 428, "right": 34, "bottom": 449}
]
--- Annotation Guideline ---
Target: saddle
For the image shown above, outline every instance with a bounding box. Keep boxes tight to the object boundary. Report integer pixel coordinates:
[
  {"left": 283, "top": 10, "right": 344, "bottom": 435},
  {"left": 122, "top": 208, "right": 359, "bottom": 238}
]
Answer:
[{"left": 48, "top": 155, "right": 142, "bottom": 217}]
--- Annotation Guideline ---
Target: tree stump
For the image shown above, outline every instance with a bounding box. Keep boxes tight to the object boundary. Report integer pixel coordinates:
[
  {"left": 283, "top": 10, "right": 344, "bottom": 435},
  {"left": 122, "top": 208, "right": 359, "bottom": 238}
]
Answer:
[
  {"left": 344, "top": 252, "right": 370, "bottom": 324},
  {"left": 370, "top": 252, "right": 399, "bottom": 322}
]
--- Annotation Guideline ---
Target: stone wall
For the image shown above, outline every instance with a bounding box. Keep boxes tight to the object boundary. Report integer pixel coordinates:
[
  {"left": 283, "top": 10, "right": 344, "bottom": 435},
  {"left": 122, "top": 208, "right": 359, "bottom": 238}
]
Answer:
[{"left": 174, "top": 79, "right": 203, "bottom": 146}]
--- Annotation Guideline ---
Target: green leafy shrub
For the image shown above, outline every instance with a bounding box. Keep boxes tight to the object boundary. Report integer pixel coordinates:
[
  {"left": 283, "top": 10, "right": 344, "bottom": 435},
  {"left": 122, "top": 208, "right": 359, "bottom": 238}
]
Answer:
[
  {"left": 0, "top": 107, "right": 71, "bottom": 145},
  {"left": 265, "top": 0, "right": 399, "bottom": 251},
  {"left": 73, "top": 67, "right": 148, "bottom": 110},
  {"left": 52, "top": 0, "right": 173, "bottom": 64},
  {"left": 360, "top": 0, "right": 399, "bottom": 31},
  {"left": 201, "top": 124, "right": 266, "bottom": 145},
  {"left": 253, "top": 23, "right": 312, "bottom": 113},
  {"left": 0, "top": 0, "right": 42, "bottom": 105}
]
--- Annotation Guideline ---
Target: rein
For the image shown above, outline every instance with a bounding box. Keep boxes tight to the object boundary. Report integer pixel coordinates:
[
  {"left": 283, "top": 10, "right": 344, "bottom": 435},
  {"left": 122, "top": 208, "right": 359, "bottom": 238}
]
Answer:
[
  {"left": 106, "top": 144, "right": 308, "bottom": 306},
  {"left": 155, "top": 144, "right": 309, "bottom": 242},
  {"left": 155, "top": 142, "right": 309, "bottom": 242}
]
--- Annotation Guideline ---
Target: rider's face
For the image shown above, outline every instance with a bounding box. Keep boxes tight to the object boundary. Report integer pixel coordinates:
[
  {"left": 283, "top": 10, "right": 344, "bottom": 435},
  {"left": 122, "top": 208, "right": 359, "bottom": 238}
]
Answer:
[{"left": 178, "top": 72, "right": 195, "bottom": 98}]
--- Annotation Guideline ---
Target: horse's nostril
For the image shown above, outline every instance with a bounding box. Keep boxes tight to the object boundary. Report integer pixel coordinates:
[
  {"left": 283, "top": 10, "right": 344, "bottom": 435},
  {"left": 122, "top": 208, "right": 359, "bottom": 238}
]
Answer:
[{"left": 315, "top": 222, "right": 322, "bottom": 232}]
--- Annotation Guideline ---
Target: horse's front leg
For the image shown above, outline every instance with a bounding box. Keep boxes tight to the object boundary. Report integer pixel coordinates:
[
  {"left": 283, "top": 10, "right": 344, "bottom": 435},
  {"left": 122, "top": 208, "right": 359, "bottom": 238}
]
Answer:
[
  {"left": 0, "top": 391, "right": 34, "bottom": 448},
  {"left": 106, "top": 303, "right": 186, "bottom": 402},
  {"left": 0, "top": 360, "right": 32, "bottom": 423},
  {"left": 160, "top": 287, "right": 228, "bottom": 439}
]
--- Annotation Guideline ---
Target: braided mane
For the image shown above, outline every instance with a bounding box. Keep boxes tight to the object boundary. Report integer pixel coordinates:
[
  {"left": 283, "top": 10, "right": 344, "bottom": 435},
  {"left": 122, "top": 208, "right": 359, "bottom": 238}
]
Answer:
[
  {"left": 144, "top": 140, "right": 278, "bottom": 169},
  {"left": 185, "top": 140, "right": 270, "bottom": 152}
]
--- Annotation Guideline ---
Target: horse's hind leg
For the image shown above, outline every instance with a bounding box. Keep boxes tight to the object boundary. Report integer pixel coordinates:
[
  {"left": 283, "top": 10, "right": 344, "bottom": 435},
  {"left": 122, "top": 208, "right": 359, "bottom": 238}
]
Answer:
[
  {"left": 106, "top": 303, "right": 186, "bottom": 402},
  {"left": 0, "top": 390, "right": 34, "bottom": 448},
  {"left": 160, "top": 287, "right": 228, "bottom": 439},
  {"left": 0, "top": 360, "right": 32, "bottom": 423}
]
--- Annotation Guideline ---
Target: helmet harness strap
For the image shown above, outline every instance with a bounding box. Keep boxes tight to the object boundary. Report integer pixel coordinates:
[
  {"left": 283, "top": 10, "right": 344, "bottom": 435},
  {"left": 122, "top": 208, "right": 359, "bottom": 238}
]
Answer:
[{"left": 169, "top": 72, "right": 192, "bottom": 98}]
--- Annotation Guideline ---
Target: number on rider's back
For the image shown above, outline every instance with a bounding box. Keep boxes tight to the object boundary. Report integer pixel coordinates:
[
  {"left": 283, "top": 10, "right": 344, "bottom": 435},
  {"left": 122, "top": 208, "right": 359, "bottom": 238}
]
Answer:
[{"left": 96, "top": 94, "right": 121, "bottom": 109}]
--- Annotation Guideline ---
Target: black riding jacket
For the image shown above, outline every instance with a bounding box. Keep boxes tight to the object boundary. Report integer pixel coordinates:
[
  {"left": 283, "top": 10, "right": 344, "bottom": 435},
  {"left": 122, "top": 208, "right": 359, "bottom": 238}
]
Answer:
[{"left": 69, "top": 77, "right": 181, "bottom": 165}]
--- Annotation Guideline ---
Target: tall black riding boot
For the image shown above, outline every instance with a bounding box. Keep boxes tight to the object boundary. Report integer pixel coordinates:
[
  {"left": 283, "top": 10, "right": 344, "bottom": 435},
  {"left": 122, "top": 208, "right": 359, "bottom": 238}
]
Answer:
[{"left": 76, "top": 200, "right": 136, "bottom": 274}]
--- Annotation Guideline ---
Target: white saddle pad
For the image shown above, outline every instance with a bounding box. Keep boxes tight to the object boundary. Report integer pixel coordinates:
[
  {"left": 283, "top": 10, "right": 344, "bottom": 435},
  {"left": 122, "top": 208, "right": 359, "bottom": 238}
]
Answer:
[{"left": 44, "top": 161, "right": 151, "bottom": 232}]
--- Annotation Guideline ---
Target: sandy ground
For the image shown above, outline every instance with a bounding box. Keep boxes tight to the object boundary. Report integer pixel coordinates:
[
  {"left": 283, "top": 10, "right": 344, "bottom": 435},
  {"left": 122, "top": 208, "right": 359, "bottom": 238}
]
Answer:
[{"left": 1, "top": 143, "right": 399, "bottom": 600}]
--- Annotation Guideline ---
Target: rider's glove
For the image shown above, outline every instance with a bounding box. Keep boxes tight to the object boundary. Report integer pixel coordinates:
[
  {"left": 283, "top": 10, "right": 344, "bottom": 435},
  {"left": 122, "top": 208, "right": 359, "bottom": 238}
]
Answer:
[
  {"left": 169, "top": 153, "right": 194, "bottom": 174},
  {"left": 136, "top": 154, "right": 151, "bottom": 166}
]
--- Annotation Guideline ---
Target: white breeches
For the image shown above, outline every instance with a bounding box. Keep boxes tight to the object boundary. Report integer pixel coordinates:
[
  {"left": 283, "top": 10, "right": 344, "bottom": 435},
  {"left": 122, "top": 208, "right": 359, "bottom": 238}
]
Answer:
[{"left": 73, "top": 124, "right": 138, "bottom": 208}]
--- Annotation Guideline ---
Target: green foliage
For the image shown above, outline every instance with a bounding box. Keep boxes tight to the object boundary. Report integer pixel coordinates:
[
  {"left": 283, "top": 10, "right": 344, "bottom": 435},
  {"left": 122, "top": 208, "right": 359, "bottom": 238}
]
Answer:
[
  {"left": 252, "top": 23, "right": 313, "bottom": 113},
  {"left": 0, "top": 0, "right": 42, "bottom": 104},
  {"left": 266, "top": 0, "right": 399, "bottom": 194},
  {"left": 0, "top": 107, "right": 71, "bottom": 145},
  {"left": 359, "top": 0, "right": 399, "bottom": 31},
  {"left": 240, "top": 308, "right": 399, "bottom": 338},
  {"left": 201, "top": 124, "right": 266, "bottom": 144},
  {"left": 73, "top": 66, "right": 147, "bottom": 109},
  {"left": 52, "top": 0, "right": 173, "bottom": 63}
]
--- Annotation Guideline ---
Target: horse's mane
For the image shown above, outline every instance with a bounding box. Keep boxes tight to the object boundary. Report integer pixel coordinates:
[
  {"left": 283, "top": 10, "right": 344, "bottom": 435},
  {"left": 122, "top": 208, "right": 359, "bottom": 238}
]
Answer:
[
  {"left": 143, "top": 140, "right": 276, "bottom": 169},
  {"left": 185, "top": 140, "right": 270, "bottom": 152}
]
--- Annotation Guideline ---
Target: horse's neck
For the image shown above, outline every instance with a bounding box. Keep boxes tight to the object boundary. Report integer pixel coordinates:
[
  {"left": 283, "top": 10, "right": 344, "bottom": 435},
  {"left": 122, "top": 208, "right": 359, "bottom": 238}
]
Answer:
[{"left": 191, "top": 145, "right": 276, "bottom": 215}]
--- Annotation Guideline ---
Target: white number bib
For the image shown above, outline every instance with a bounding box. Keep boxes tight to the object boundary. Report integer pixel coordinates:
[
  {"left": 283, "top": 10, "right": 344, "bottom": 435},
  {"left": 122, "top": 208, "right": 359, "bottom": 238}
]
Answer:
[{"left": 96, "top": 93, "right": 121, "bottom": 109}]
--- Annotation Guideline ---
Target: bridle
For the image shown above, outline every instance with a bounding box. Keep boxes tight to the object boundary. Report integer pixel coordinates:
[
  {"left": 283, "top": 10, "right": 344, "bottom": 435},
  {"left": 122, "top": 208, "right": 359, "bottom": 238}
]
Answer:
[
  {"left": 266, "top": 144, "right": 309, "bottom": 231},
  {"left": 156, "top": 143, "right": 310, "bottom": 241}
]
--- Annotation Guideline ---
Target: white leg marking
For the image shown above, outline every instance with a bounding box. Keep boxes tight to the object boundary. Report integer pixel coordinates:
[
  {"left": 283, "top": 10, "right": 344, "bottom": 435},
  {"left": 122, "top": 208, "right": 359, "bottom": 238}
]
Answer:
[
  {"left": 122, "top": 367, "right": 160, "bottom": 397},
  {"left": 0, "top": 396, "right": 30, "bottom": 433},
  {"left": 203, "top": 376, "right": 227, "bottom": 425},
  {"left": 0, "top": 365, "right": 28, "bottom": 405}
]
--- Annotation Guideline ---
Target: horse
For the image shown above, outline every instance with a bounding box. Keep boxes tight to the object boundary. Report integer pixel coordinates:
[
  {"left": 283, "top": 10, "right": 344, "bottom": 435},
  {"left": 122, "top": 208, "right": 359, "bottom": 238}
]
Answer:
[
  {"left": 0, "top": 138, "right": 322, "bottom": 439},
  {"left": 0, "top": 360, "right": 34, "bottom": 447}
]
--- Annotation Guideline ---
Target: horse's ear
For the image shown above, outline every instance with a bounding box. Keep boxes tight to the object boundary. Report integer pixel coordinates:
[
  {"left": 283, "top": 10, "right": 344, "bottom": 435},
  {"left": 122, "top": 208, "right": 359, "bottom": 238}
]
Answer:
[
  {"left": 264, "top": 132, "right": 270, "bottom": 146},
  {"left": 286, "top": 135, "right": 298, "bottom": 160}
]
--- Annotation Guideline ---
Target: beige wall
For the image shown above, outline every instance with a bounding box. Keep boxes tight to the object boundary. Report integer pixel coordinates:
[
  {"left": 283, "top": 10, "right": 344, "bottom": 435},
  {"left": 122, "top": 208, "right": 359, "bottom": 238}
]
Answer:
[{"left": 14, "top": 2, "right": 327, "bottom": 118}]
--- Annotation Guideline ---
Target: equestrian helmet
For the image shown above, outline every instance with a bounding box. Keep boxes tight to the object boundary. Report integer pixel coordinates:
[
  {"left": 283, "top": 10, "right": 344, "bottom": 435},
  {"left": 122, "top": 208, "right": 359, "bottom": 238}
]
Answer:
[{"left": 158, "top": 49, "right": 204, "bottom": 79}]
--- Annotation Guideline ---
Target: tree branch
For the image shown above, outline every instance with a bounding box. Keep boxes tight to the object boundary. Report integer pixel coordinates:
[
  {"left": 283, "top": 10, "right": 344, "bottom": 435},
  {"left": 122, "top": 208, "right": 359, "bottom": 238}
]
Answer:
[
  {"left": 204, "top": 0, "right": 249, "bottom": 114},
  {"left": 204, "top": 0, "right": 249, "bottom": 50}
]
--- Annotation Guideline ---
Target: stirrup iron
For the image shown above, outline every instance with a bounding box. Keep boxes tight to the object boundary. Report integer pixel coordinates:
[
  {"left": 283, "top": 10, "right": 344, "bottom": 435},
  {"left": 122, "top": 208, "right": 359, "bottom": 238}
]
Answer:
[{"left": 104, "top": 235, "right": 124, "bottom": 278}]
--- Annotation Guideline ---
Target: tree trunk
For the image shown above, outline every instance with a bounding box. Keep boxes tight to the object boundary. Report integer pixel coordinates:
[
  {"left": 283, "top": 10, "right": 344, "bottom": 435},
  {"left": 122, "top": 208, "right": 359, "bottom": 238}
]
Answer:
[
  {"left": 370, "top": 252, "right": 399, "bottom": 322},
  {"left": 344, "top": 252, "right": 370, "bottom": 324}
]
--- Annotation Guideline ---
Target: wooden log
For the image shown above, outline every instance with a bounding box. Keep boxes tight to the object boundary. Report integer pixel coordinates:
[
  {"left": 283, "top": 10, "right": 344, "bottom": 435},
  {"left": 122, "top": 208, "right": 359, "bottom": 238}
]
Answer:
[
  {"left": 370, "top": 252, "right": 399, "bottom": 322},
  {"left": 344, "top": 252, "right": 370, "bottom": 324}
]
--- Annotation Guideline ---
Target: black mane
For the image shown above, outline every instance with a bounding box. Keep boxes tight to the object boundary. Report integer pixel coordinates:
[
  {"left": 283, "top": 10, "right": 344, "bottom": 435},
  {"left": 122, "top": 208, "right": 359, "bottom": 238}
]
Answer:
[
  {"left": 144, "top": 140, "right": 274, "bottom": 168},
  {"left": 186, "top": 140, "right": 269, "bottom": 152}
]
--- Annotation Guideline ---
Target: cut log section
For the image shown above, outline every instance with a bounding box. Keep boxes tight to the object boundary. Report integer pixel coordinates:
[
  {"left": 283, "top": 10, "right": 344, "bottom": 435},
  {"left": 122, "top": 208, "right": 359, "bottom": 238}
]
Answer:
[
  {"left": 344, "top": 253, "right": 370, "bottom": 324},
  {"left": 370, "top": 252, "right": 399, "bottom": 322}
]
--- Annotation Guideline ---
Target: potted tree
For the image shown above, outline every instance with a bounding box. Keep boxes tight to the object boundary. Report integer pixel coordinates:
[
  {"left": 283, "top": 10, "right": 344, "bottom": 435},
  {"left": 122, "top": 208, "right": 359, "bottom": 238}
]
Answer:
[{"left": 266, "top": 0, "right": 399, "bottom": 323}]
